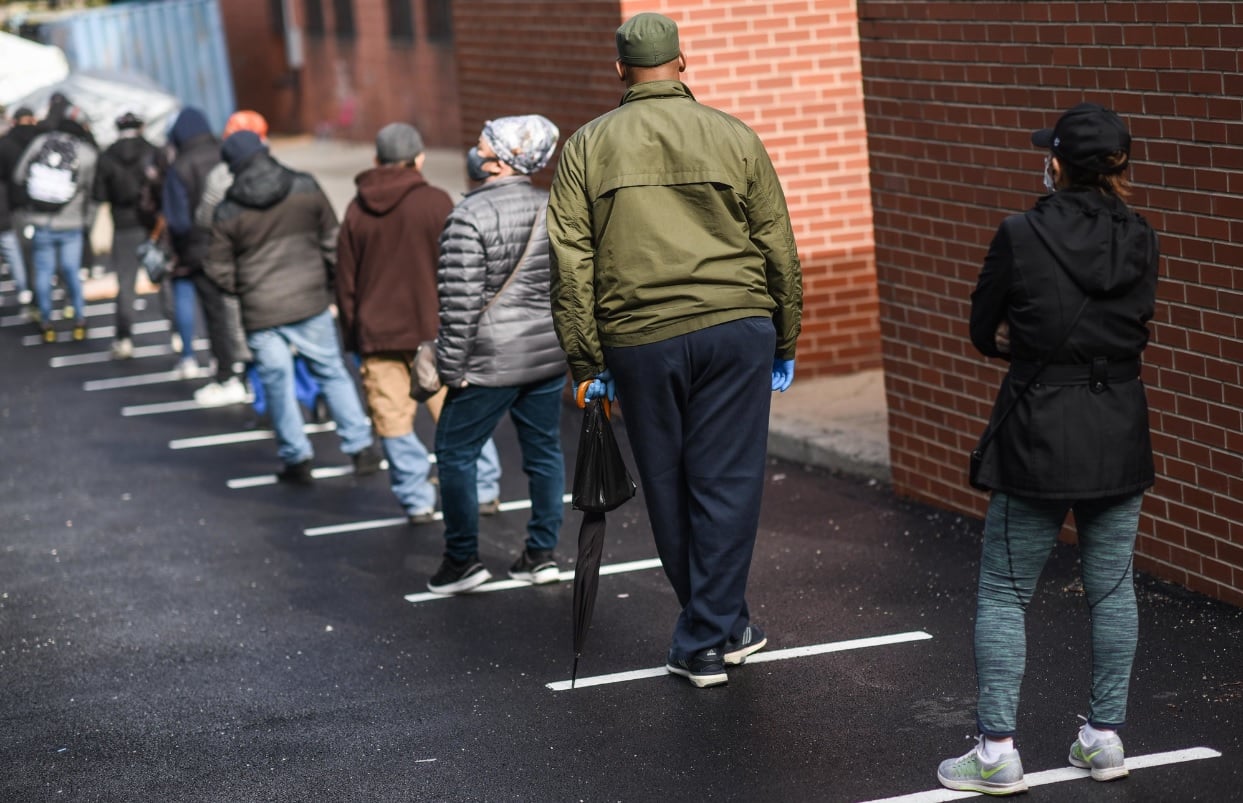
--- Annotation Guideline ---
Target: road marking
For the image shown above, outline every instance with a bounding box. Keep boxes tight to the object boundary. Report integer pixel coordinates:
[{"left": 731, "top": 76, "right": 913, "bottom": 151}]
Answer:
[
  {"left": 122, "top": 394, "right": 251, "bottom": 417},
  {"left": 52, "top": 339, "right": 210, "bottom": 368},
  {"left": 1, "top": 301, "right": 115, "bottom": 327},
  {"left": 546, "top": 631, "right": 934, "bottom": 691},
  {"left": 23, "top": 318, "right": 170, "bottom": 346},
  {"left": 405, "top": 557, "right": 664, "bottom": 603},
  {"left": 84, "top": 369, "right": 203, "bottom": 391},
  {"left": 861, "top": 746, "right": 1222, "bottom": 802},
  {"left": 304, "top": 493, "right": 574, "bottom": 536},
  {"left": 169, "top": 422, "right": 337, "bottom": 450},
  {"left": 228, "top": 462, "right": 378, "bottom": 488}
]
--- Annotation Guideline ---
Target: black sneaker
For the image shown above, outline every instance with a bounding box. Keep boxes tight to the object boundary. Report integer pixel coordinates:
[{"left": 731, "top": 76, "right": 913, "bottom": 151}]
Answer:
[
  {"left": 352, "top": 443, "right": 384, "bottom": 477},
  {"left": 427, "top": 555, "right": 492, "bottom": 594},
  {"left": 508, "top": 549, "right": 560, "bottom": 584},
  {"left": 276, "top": 459, "right": 314, "bottom": 486},
  {"left": 724, "top": 624, "right": 768, "bottom": 665},
  {"left": 666, "top": 648, "right": 728, "bottom": 688}
]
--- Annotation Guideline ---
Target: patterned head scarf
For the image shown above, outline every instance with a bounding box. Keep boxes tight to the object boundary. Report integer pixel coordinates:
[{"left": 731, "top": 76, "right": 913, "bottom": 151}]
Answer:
[{"left": 481, "top": 114, "right": 559, "bottom": 175}]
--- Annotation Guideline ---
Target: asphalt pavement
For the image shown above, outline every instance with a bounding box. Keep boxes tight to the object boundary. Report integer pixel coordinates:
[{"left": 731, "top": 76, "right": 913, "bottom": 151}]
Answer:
[{"left": 0, "top": 139, "right": 1240, "bottom": 802}]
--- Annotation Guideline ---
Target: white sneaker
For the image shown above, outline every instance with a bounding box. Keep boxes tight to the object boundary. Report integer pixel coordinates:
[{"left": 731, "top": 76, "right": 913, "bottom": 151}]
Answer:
[
  {"left": 170, "top": 332, "right": 183, "bottom": 353},
  {"left": 17, "top": 289, "right": 32, "bottom": 305},
  {"left": 194, "top": 376, "right": 248, "bottom": 406},
  {"left": 175, "top": 357, "right": 200, "bottom": 380},
  {"left": 111, "top": 338, "right": 134, "bottom": 360}
]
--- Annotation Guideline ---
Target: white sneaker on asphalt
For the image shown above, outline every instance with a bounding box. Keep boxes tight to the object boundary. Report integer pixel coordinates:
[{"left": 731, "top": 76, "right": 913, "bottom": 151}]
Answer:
[
  {"left": 194, "top": 376, "right": 248, "bottom": 407},
  {"left": 17, "top": 289, "right": 32, "bottom": 305},
  {"left": 111, "top": 338, "right": 134, "bottom": 360},
  {"left": 175, "top": 357, "right": 201, "bottom": 380}
]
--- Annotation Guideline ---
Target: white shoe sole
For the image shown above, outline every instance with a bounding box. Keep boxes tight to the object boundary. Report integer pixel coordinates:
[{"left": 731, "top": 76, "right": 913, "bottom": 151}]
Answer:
[
  {"left": 427, "top": 567, "right": 492, "bottom": 595},
  {"left": 509, "top": 566, "right": 560, "bottom": 585},
  {"left": 724, "top": 636, "right": 768, "bottom": 665},
  {"left": 665, "top": 663, "right": 728, "bottom": 688}
]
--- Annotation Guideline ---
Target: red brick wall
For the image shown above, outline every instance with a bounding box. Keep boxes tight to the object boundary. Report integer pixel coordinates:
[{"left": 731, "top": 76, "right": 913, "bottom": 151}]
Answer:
[
  {"left": 454, "top": 0, "right": 881, "bottom": 377},
  {"left": 859, "top": 1, "right": 1243, "bottom": 605},
  {"left": 221, "top": 0, "right": 461, "bottom": 145}
]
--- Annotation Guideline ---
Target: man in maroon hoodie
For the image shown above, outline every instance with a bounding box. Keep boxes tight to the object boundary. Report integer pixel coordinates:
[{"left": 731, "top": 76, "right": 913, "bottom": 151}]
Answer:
[{"left": 336, "top": 123, "right": 500, "bottom": 525}]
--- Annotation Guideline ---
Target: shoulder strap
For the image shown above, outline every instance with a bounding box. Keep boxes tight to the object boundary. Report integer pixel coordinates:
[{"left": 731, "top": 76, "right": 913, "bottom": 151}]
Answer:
[{"left": 480, "top": 206, "right": 546, "bottom": 315}]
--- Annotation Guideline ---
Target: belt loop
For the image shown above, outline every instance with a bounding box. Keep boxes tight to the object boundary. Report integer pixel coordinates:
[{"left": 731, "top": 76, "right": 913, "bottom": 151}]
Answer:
[{"left": 1090, "top": 357, "right": 1108, "bottom": 393}]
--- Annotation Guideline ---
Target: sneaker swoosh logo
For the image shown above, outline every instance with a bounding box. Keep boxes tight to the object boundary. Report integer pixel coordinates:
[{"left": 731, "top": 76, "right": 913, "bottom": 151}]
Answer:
[
  {"left": 980, "top": 761, "right": 1012, "bottom": 780},
  {"left": 1085, "top": 746, "right": 1120, "bottom": 761}
]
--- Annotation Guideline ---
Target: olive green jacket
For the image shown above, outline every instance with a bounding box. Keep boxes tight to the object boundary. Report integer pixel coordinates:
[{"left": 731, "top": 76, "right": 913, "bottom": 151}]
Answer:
[{"left": 547, "top": 80, "right": 803, "bottom": 382}]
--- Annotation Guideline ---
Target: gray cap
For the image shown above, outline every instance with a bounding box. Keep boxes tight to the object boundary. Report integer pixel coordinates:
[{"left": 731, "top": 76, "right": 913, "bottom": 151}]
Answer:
[
  {"left": 375, "top": 122, "right": 424, "bottom": 164},
  {"left": 616, "top": 12, "right": 680, "bottom": 67}
]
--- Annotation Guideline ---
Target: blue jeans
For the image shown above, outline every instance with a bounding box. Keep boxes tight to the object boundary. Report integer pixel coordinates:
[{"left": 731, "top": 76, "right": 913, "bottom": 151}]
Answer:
[
  {"left": 1, "top": 229, "right": 29, "bottom": 294},
  {"left": 435, "top": 375, "right": 564, "bottom": 562},
  {"left": 383, "top": 433, "right": 501, "bottom": 515},
  {"left": 975, "top": 491, "right": 1144, "bottom": 737},
  {"left": 172, "top": 277, "right": 198, "bottom": 359},
  {"left": 250, "top": 358, "right": 321, "bottom": 416},
  {"left": 31, "top": 227, "right": 85, "bottom": 324},
  {"left": 246, "top": 309, "right": 373, "bottom": 465}
]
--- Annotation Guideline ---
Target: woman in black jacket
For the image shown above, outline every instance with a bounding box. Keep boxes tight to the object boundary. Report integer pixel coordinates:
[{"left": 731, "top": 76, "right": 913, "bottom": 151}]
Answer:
[{"left": 938, "top": 104, "right": 1159, "bottom": 796}]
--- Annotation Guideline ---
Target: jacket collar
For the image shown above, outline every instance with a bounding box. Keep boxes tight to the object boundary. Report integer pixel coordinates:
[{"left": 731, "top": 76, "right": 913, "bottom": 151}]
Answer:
[
  {"left": 620, "top": 80, "right": 696, "bottom": 107},
  {"left": 464, "top": 174, "right": 531, "bottom": 199}
]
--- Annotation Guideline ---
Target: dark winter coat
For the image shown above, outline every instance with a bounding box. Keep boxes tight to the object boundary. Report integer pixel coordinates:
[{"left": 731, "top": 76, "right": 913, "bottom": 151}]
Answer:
[
  {"left": 336, "top": 165, "right": 453, "bottom": 354},
  {"left": 969, "top": 189, "right": 1159, "bottom": 499},
  {"left": 204, "top": 152, "right": 339, "bottom": 332},
  {"left": 93, "top": 133, "right": 158, "bottom": 231},
  {"left": 163, "top": 109, "right": 220, "bottom": 271},
  {"left": 0, "top": 123, "right": 39, "bottom": 230},
  {"left": 436, "top": 176, "right": 566, "bottom": 388}
]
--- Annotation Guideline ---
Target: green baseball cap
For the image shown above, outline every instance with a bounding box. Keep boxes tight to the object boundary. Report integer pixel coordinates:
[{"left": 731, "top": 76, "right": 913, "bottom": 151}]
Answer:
[{"left": 616, "top": 12, "right": 680, "bottom": 67}]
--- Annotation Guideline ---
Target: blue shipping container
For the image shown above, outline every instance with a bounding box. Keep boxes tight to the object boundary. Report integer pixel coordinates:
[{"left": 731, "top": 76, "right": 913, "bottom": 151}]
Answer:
[{"left": 36, "top": 0, "right": 236, "bottom": 134}]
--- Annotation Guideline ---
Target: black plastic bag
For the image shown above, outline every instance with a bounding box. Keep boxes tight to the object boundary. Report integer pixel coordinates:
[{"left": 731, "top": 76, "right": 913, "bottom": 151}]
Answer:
[{"left": 571, "top": 399, "right": 636, "bottom": 513}]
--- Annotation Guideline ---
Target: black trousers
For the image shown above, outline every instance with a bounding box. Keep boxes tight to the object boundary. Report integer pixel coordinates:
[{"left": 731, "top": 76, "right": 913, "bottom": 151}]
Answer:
[
  {"left": 190, "top": 270, "right": 250, "bottom": 381},
  {"left": 110, "top": 226, "right": 147, "bottom": 339},
  {"left": 605, "top": 316, "right": 775, "bottom": 660}
]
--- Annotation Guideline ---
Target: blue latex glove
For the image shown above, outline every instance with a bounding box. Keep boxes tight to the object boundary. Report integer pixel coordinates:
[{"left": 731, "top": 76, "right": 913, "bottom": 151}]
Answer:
[
  {"left": 771, "top": 358, "right": 795, "bottom": 392},
  {"left": 581, "top": 369, "right": 616, "bottom": 403}
]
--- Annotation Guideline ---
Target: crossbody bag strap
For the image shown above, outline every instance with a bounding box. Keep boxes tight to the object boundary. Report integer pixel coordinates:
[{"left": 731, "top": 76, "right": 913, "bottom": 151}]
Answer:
[
  {"left": 976, "top": 217, "right": 1090, "bottom": 453},
  {"left": 480, "top": 206, "right": 546, "bottom": 316}
]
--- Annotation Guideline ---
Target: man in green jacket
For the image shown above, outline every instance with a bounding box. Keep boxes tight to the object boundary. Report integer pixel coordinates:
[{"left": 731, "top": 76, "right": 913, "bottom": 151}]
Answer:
[{"left": 548, "top": 12, "right": 803, "bottom": 689}]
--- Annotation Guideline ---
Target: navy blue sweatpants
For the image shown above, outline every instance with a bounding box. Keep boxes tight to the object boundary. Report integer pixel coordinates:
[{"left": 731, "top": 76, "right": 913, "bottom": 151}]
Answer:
[{"left": 605, "top": 316, "right": 775, "bottom": 661}]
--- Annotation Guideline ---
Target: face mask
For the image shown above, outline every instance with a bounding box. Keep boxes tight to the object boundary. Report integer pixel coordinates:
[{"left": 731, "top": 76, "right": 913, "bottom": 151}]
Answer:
[
  {"left": 1042, "top": 154, "right": 1056, "bottom": 193},
  {"left": 466, "top": 147, "right": 497, "bottom": 182}
]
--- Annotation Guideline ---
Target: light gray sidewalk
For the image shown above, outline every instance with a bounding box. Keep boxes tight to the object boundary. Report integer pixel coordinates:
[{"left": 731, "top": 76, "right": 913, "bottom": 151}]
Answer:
[{"left": 272, "top": 136, "right": 893, "bottom": 483}]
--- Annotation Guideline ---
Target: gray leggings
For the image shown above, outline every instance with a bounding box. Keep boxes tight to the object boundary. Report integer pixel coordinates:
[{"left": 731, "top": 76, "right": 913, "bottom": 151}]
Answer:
[{"left": 974, "top": 491, "right": 1144, "bottom": 737}]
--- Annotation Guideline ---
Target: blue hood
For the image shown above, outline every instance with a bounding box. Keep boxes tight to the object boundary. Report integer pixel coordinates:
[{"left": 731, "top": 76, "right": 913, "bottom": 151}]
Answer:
[{"left": 170, "top": 107, "right": 212, "bottom": 147}]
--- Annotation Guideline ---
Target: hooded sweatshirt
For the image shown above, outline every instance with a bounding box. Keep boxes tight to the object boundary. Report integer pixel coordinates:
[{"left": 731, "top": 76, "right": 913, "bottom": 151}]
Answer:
[
  {"left": 94, "top": 132, "right": 158, "bottom": 231},
  {"left": 204, "top": 152, "right": 339, "bottom": 332},
  {"left": 163, "top": 108, "right": 220, "bottom": 269},
  {"left": 969, "top": 188, "right": 1159, "bottom": 498},
  {"left": 335, "top": 165, "right": 453, "bottom": 354},
  {"left": 0, "top": 122, "right": 39, "bottom": 230}
]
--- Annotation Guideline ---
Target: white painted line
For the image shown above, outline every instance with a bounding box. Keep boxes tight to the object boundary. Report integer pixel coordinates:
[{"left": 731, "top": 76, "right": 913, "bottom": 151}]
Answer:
[
  {"left": 546, "top": 630, "right": 933, "bottom": 691},
  {"left": 52, "top": 339, "right": 210, "bottom": 368},
  {"left": 861, "top": 746, "right": 1222, "bottom": 803},
  {"left": 84, "top": 370, "right": 199, "bottom": 391},
  {"left": 23, "top": 318, "right": 169, "bottom": 346},
  {"left": 169, "top": 422, "right": 337, "bottom": 450},
  {"left": 1, "top": 301, "right": 114, "bottom": 327},
  {"left": 227, "top": 462, "right": 376, "bottom": 489},
  {"left": 122, "top": 394, "right": 252, "bottom": 417},
  {"left": 304, "top": 492, "right": 573, "bottom": 537},
  {"left": 404, "top": 558, "right": 664, "bottom": 603}
]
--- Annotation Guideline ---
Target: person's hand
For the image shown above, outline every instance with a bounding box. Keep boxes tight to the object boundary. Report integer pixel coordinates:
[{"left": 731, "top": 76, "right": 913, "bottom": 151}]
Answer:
[
  {"left": 579, "top": 369, "right": 615, "bottom": 404},
  {"left": 771, "top": 358, "right": 795, "bottom": 392},
  {"left": 994, "top": 320, "right": 1011, "bottom": 354}
]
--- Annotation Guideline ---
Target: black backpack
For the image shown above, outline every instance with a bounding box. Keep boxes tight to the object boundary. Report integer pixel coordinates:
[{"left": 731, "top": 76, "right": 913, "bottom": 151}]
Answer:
[{"left": 25, "top": 132, "right": 82, "bottom": 211}]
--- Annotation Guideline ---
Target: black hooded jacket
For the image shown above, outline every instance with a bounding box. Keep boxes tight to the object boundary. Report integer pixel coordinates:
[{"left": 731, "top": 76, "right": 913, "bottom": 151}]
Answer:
[
  {"left": 93, "top": 134, "right": 158, "bottom": 231},
  {"left": 204, "top": 153, "right": 339, "bottom": 332},
  {"left": 0, "top": 123, "right": 39, "bottom": 230},
  {"left": 969, "top": 189, "right": 1159, "bottom": 498}
]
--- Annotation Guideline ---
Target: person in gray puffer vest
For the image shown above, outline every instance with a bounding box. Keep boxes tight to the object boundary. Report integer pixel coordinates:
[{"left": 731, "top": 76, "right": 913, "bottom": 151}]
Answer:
[
  {"left": 204, "top": 131, "right": 382, "bottom": 485},
  {"left": 426, "top": 114, "right": 567, "bottom": 595}
]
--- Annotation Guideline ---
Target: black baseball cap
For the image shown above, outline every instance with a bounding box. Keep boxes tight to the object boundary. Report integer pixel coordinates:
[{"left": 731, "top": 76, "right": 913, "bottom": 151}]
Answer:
[{"left": 1032, "top": 103, "right": 1131, "bottom": 174}]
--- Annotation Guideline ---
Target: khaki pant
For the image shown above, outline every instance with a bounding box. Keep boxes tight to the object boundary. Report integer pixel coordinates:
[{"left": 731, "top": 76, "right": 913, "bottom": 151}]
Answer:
[{"left": 359, "top": 352, "right": 446, "bottom": 438}]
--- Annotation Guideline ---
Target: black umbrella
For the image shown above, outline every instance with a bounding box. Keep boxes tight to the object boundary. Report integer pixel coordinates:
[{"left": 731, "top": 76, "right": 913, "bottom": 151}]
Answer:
[{"left": 569, "top": 392, "right": 636, "bottom": 687}]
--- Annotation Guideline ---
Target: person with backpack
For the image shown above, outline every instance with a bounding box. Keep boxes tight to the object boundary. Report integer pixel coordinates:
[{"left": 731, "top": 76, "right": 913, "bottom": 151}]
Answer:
[
  {"left": 93, "top": 111, "right": 158, "bottom": 359},
  {"left": 11, "top": 95, "right": 99, "bottom": 342}
]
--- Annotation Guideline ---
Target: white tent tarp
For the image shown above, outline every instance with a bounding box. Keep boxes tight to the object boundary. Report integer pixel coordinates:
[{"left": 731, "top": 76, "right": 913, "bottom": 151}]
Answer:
[
  {"left": 0, "top": 32, "right": 70, "bottom": 108},
  {"left": 7, "top": 69, "right": 180, "bottom": 149}
]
